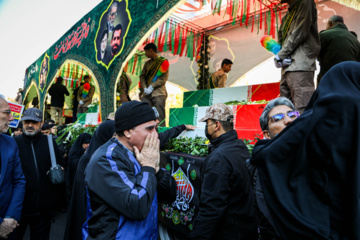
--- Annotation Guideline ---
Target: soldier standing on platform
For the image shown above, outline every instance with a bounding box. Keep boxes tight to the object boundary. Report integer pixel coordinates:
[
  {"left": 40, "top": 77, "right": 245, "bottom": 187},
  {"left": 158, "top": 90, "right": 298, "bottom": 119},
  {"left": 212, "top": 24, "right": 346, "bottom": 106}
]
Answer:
[
  {"left": 140, "top": 43, "right": 169, "bottom": 126},
  {"left": 209, "top": 58, "right": 232, "bottom": 88}
]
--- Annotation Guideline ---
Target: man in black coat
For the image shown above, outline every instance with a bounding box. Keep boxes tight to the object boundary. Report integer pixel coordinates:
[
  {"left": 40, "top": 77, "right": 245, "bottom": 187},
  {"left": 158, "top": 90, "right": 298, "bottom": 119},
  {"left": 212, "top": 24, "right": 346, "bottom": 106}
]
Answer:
[
  {"left": 48, "top": 77, "right": 69, "bottom": 126},
  {"left": 14, "top": 108, "right": 64, "bottom": 240},
  {"left": 317, "top": 15, "right": 360, "bottom": 84},
  {"left": 190, "top": 103, "right": 257, "bottom": 240}
]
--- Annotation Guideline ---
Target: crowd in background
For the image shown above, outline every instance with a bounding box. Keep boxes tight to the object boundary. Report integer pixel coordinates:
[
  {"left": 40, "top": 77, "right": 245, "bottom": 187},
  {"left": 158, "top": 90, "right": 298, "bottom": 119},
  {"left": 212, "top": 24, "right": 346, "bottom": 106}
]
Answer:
[{"left": 1, "top": 0, "right": 360, "bottom": 237}]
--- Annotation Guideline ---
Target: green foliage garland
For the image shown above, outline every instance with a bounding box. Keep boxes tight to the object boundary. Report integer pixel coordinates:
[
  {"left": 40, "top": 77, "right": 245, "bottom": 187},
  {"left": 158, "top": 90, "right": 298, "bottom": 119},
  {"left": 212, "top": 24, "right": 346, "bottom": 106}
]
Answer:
[
  {"left": 196, "top": 36, "right": 210, "bottom": 90},
  {"left": 224, "top": 100, "right": 269, "bottom": 105},
  {"left": 164, "top": 136, "right": 209, "bottom": 156},
  {"left": 164, "top": 135, "right": 260, "bottom": 156},
  {"left": 56, "top": 124, "right": 97, "bottom": 150}
]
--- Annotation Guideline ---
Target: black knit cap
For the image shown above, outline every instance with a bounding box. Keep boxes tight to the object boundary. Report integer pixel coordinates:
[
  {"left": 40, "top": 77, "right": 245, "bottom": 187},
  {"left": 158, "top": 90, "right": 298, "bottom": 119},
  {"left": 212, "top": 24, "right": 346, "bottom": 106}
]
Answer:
[{"left": 115, "top": 101, "right": 156, "bottom": 132}]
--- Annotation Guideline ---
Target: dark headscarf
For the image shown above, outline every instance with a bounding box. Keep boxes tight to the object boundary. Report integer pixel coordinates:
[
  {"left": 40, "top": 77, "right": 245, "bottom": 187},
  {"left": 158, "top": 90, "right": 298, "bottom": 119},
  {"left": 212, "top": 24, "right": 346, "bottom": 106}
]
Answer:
[
  {"left": 66, "top": 133, "right": 92, "bottom": 201},
  {"left": 64, "top": 120, "right": 114, "bottom": 240},
  {"left": 251, "top": 61, "right": 360, "bottom": 239},
  {"left": 68, "top": 133, "right": 92, "bottom": 161}
]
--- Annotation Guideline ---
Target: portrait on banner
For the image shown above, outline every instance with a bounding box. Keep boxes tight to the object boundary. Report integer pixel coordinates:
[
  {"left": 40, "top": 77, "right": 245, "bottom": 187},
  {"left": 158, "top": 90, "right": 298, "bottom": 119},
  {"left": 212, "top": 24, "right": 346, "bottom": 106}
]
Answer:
[
  {"left": 39, "top": 53, "right": 50, "bottom": 91},
  {"left": 95, "top": 0, "right": 131, "bottom": 68}
]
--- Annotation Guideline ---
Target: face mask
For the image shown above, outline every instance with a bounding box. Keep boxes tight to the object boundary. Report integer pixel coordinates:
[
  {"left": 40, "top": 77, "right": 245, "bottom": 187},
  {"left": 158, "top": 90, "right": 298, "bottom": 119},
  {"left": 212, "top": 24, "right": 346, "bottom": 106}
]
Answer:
[{"left": 205, "top": 123, "right": 216, "bottom": 140}]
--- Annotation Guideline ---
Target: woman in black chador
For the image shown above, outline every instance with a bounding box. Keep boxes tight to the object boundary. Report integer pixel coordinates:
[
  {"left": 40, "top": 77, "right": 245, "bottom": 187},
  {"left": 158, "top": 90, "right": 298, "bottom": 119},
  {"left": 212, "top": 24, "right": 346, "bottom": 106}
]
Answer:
[
  {"left": 250, "top": 61, "right": 360, "bottom": 239},
  {"left": 65, "top": 133, "right": 92, "bottom": 202},
  {"left": 64, "top": 121, "right": 114, "bottom": 240}
]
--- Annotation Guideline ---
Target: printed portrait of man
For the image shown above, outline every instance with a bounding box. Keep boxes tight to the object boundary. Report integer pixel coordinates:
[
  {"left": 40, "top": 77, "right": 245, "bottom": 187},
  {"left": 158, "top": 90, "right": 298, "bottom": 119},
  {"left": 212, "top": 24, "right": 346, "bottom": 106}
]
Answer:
[
  {"left": 95, "top": 0, "right": 131, "bottom": 67},
  {"left": 107, "top": 2, "right": 118, "bottom": 32},
  {"left": 111, "top": 24, "right": 122, "bottom": 56},
  {"left": 97, "top": 29, "right": 109, "bottom": 63},
  {"left": 39, "top": 55, "right": 49, "bottom": 90}
]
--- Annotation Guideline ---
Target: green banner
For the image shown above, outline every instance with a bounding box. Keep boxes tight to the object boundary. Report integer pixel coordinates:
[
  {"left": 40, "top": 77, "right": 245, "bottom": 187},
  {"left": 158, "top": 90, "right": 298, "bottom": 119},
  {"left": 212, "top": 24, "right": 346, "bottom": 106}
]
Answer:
[
  {"left": 169, "top": 107, "right": 196, "bottom": 127},
  {"left": 24, "top": 0, "right": 183, "bottom": 120},
  {"left": 183, "top": 89, "right": 211, "bottom": 108}
]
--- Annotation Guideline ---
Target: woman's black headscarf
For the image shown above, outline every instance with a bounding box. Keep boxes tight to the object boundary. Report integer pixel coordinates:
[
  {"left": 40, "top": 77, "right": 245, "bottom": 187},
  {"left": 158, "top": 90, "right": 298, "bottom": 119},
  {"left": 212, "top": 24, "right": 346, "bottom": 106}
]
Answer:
[
  {"left": 64, "top": 120, "right": 114, "bottom": 240},
  {"left": 66, "top": 133, "right": 92, "bottom": 201},
  {"left": 251, "top": 62, "right": 360, "bottom": 239}
]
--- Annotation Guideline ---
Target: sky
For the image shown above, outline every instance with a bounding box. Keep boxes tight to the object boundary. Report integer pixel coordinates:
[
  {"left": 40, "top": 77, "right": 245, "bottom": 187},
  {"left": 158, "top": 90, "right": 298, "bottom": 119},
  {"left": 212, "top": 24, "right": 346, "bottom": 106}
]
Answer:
[{"left": 0, "top": 0, "right": 102, "bottom": 100}]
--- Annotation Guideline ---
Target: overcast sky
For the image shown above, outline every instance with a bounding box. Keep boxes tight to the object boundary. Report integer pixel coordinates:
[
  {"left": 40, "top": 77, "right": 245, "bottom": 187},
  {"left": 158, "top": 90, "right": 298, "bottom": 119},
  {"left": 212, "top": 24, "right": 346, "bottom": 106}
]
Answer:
[{"left": 0, "top": 0, "right": 102, "bottom": 100}]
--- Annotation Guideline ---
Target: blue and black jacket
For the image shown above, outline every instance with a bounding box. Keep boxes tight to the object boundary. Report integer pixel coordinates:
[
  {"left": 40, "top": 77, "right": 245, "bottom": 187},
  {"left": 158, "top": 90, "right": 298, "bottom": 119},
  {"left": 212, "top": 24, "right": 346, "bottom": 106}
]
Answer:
[{"left": 83, "top": 138, "right": 158, "bottom": 240}]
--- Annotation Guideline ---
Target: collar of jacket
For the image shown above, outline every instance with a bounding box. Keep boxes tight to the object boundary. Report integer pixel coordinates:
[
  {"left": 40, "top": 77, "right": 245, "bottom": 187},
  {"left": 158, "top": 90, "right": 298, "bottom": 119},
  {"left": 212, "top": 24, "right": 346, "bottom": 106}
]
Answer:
[
  {"left": 288, "top": 0, "right": 302, "bottom": 10},
  {"left": 21, "top": 132, "right": 42, "bottom": 142},
  {"left": 113, "top": 137, "right": 134, "bottom": 155},
  {"left": 209, "top": 130, "right": 238, "bottom": 150},
  {"left": 330, "top": 23, "right": 348, "bottom": 31},
  {"left": 249, "top": 139, "right": 271, "bottom": 166}
]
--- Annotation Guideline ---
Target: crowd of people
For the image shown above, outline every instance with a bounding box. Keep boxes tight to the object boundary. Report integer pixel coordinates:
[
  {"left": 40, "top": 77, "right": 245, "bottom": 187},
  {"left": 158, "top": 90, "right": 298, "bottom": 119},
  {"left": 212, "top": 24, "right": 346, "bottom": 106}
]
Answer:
[
  {"left": 1, "top": 0, "right": 360, "bottom": 238},
  {"left": 1, "top": 59, "right": 360, "bottom": 240}
]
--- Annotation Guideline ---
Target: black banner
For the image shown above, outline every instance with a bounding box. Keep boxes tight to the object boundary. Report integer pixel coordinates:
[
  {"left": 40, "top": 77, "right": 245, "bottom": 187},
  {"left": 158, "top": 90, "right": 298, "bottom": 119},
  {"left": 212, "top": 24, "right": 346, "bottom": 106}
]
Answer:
[{"left": 159, "top": 152, "right": 205, "bottom": 236}]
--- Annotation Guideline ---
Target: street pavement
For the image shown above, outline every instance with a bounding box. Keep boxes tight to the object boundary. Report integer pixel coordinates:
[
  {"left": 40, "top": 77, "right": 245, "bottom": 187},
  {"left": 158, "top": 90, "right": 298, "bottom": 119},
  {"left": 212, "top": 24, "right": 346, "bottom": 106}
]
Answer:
[{"left": 23, "top": 210, "right": 67, "bottom": 240}]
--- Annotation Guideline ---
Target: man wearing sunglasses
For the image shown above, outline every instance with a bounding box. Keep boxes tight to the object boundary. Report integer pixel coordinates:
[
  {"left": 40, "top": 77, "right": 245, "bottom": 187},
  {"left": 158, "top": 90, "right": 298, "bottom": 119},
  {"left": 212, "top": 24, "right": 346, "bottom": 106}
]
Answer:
[
  {"left": 248, "top": 97, "right": 299, "bottom": 239},
  {"left": 260, "top": 97, "right": 299, "bottom": 140}
]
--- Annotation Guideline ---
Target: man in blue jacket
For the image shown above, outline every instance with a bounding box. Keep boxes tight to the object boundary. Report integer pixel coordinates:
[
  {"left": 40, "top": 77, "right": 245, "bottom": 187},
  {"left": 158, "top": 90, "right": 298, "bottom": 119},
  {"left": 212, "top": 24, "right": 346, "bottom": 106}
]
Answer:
[
  {"left": 0, "top": 97, "right": 26, "bottom": 239},
  {"left": 84, "top": 101, "right": 170, "bottom": 240}
]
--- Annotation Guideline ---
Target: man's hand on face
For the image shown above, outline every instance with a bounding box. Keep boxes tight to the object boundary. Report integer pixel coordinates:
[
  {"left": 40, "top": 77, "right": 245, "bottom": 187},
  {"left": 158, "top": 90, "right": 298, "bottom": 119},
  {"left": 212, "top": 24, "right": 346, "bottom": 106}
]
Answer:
[
  {"left": 134, "top": 132, "right": 160, "bottom": 172},
  {"left": 0, "top": 218, "right": 19, "bottom": 239}
]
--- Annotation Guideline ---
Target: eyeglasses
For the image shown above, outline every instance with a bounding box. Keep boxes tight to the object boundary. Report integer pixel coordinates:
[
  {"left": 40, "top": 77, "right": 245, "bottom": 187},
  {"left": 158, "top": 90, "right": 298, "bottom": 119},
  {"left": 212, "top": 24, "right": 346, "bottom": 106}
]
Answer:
[
  {"left": 206, "top": 122, "right": 216, "bottom": 128},
  {"left": 269, "top": 111, "right": 299, "bottom": 123},
  {"left": 0, "top": 110, "right": 11, "bottom": 115}
]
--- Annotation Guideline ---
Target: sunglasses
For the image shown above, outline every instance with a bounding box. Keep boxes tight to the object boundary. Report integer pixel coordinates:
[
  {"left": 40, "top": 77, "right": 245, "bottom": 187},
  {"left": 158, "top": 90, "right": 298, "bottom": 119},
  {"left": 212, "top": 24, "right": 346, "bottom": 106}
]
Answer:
[
  {"left": 0, "top": 110, "right": 11, "bottom": 115},
  {"left": 269, "top": 111, "right": 299, "bottom": 123}
]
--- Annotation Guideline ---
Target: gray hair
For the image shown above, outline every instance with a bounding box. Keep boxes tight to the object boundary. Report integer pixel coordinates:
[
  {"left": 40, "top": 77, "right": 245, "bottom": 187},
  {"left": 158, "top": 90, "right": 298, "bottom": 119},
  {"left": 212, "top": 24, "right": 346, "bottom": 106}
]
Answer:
[
  {"left": 329, "top": 15, "right": 344, "bottom": 25},
  {"left": 259, "top": 97, "right": 295, "bottom": 131},
  {"left": 108, "top": 2, "right": 118, "bottom": 16}
]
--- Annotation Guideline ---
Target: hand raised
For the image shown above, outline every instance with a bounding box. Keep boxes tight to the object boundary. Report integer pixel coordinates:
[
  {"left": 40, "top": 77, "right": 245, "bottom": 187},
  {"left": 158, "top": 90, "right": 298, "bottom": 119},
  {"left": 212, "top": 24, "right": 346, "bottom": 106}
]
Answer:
[
  {"left": 185, "top": 125, "right": 197, "bottom": 131},
  {"left": 134, "top": 132, "right": 160, "bottom": 172}
]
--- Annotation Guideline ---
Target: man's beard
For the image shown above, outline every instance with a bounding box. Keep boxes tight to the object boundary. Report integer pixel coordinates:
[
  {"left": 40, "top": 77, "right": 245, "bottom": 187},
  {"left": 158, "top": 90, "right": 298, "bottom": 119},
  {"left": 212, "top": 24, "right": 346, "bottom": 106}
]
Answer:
[
  {"left": 112, "top": 44, "right": 119, "bottom": 55},
  {"left": 23, "top": 127, "right": 40, "bottom": 137},
  {"left": 0, "top": 127, "right": 8, "bottom": 134},
  {"left": 0, "top": 121, "right": 9, "bottom": 133}
]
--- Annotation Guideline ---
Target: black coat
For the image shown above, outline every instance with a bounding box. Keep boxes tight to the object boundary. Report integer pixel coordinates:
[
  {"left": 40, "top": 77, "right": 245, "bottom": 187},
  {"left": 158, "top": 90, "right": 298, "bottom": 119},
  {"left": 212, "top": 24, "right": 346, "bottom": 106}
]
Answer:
[
  {"left": 14, "top": 132, "right": 64, "bottom": 216},
  {"left": 65, "top": 133, "right": 91, "bottom": 202},
  {"left": 64, "top": 121, "right": 115, "bottom": 240},
  {"left": 190, "top": 130, "right": 257, "bottom": 240},
  {"left": 251, "top": 61, "right": 360, "bottom": 239},
  {"left": 72, "top": 86, "right": 80, "bottom": 111},
  {"left": 159, "top": 124, "right": 186, "bottom": 149},
  {"left": 48, "top": 82, "right": 70, "bottom": 108}
]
